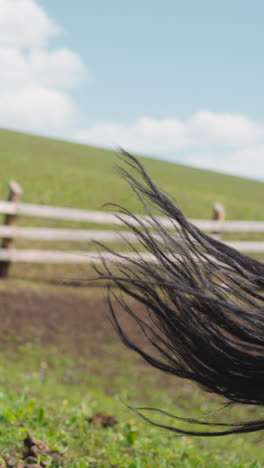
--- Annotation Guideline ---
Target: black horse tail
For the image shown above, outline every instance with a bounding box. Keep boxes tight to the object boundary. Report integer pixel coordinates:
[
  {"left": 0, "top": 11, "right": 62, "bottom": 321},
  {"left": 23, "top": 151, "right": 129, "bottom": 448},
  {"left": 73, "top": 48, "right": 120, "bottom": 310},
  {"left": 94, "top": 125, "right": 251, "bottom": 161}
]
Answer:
[{"left": 94, "top": 151, "right": 264, "bottom": 436}]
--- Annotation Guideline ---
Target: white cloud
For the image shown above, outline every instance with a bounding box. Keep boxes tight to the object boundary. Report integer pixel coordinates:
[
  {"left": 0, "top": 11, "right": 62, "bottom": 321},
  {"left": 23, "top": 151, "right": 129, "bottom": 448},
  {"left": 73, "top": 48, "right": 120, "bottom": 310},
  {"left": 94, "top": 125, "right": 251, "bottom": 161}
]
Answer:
[
  {"left": 188, "top": 111, "right": 264, "bottom": 146},
  {"left": 0, "top": 0, "right": 87, "bottom": 133},
  {"left": 27, "top": 48, "right": 87, "bottom": 88},
  {"left": 188, "top": 145, "right": 264, "bottom": 180},
  {"left": 75, "top": 117, "right": 190, "bottom": 153},
  {"left": 0, "top": 0, "right": 60, "bottom": 47},
  {"left": 0, "top": 47, "right": 87, "bottom": 90},
  {"left": 75, "top": 112, "right": 264, "bottom": 152},
  {"left": 75, "top": 112, "right": 264, "bottom": 180},
  {"left": 0, "top": 86, "right": 75, "bottom": 131}
]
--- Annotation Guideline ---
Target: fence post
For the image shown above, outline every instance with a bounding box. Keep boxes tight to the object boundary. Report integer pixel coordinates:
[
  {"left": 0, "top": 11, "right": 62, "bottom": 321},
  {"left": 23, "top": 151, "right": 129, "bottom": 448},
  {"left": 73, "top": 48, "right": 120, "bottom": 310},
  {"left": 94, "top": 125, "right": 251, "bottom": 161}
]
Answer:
[
  {"left": 0, "top": 181, "right": 23, "bottom": 278},
  {"left": 212, "top": 202, "right": 225, "bottom": 240}
]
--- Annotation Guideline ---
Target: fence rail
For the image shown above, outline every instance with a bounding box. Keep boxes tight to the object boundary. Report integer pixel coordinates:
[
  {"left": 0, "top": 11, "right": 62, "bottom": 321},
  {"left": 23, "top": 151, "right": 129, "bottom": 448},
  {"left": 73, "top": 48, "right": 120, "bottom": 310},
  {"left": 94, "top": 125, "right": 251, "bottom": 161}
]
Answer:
[
  {"left": 1, "top": 200, "right": 264, "bottom": 231},
  {"left": 0, "top": 226, "right": 140, "bottom": 242},
  {"left": 0, "top": 181, "right": 263, "bottom": 277},
  {"left": 0, "top": 241, "right": 263, "bottom": 265},
  {"left": 0, "top": 249, "right": 168, "bottom": 264}
]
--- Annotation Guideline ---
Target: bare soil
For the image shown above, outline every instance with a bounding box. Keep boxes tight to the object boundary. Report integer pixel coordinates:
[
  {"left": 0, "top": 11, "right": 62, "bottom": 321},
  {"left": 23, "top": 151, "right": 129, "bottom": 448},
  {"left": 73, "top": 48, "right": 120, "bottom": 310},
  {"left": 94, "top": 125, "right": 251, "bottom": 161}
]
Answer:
[{"left": 0, "top": 284, "right": 147, "bottom": 357}]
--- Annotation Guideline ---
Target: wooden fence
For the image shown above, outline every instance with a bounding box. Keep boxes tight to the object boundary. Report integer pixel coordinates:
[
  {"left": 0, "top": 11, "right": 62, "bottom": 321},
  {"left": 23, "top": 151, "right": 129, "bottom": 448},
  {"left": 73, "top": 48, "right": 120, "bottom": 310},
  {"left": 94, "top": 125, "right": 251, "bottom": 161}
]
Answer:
[{"left": 0, "top": 181, "right": 263, "bottom": 277}]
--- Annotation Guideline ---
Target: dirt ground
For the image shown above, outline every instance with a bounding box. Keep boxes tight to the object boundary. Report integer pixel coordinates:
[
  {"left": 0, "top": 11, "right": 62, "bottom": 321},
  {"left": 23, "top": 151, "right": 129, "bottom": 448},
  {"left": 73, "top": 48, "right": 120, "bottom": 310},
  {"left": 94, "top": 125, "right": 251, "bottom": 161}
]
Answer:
[
  {"left": 0, "top": 283, "right": 148, "bottom": 358},
  {"left": 0, "top": 282, "right": 192, "bottom": 397}
]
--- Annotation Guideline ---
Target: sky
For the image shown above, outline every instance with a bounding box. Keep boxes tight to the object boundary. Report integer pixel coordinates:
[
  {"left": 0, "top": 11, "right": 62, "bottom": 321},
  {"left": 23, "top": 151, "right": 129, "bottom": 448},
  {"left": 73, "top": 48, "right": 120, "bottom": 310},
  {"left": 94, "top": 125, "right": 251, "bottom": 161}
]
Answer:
[{"left": 1, "top": 0, "right": 264, "bottom": 181}]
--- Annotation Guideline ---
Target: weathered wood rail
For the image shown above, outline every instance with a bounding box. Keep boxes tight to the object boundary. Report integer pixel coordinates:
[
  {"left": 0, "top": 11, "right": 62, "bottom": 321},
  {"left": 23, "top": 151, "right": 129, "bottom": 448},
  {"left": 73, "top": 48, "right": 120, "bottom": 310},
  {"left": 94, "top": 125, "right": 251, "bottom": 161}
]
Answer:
[
  {"left": 0, "top": 182, "right": 263, "bottom": 276},
  {"left": 1, "top": 199, "right": 264, "bottom": 231}
]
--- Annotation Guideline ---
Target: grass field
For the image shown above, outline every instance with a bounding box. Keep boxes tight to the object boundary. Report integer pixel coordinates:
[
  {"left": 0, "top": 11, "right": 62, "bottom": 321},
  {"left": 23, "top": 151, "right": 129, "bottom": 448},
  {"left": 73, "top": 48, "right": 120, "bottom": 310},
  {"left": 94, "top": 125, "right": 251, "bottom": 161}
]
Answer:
[
  {"left": 0, "top": 129, "right": 263, "bottom": 467},
  {"left": 0, "top": 289, "right": 263, "bottom": 468},
  {"left": 0, "top": 347, "right": 263, "bottom": 468},
  {"left": 0, "top": 128, "right": 264, "bottom": 221}
]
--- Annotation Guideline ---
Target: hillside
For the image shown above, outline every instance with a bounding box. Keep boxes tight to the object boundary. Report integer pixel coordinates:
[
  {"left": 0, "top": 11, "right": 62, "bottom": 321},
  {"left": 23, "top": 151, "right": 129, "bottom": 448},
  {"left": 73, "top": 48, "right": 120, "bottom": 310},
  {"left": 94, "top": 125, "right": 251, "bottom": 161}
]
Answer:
[
  {"left": 0, "top": 128, "right": 263, "bottom": 221},
  {"left": 0, "top": 131, "right": 264, "bottom": 467}
]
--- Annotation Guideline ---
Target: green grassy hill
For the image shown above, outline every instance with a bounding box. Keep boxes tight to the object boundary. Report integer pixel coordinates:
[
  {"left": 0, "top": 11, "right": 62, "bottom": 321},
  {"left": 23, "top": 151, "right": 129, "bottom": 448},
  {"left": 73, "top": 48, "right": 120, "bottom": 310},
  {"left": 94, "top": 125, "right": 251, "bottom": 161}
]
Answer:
[
  {"left": 0, "top": 131, "right": 264, "bottom": 466},
  {"left": 0, "top": 128, "right": 263, "bottom": 221}
]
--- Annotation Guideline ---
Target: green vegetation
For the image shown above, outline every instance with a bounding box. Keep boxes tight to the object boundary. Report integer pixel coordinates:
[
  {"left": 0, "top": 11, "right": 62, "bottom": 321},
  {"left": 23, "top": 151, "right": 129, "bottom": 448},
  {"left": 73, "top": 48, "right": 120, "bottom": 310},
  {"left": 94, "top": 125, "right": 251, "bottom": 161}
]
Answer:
[
  {"left": 0, "top": 129, "right": 263, "bottom": 467},
  {"left": 0, "top": 343, "right": 263, "bottom": 467},
  {"left": 0, "top": 128, "right": 263, "bottom": 221}
]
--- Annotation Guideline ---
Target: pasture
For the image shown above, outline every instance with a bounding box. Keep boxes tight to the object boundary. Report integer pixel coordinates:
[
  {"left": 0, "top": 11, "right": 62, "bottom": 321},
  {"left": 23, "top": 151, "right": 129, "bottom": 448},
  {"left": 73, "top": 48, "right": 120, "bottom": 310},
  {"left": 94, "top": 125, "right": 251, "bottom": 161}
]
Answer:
[
  {"left": 0, "top": 129, "right": 263, "bottom": 467},
  {"left": 1, "top": 128, "right": 264, "bottom": 220}
]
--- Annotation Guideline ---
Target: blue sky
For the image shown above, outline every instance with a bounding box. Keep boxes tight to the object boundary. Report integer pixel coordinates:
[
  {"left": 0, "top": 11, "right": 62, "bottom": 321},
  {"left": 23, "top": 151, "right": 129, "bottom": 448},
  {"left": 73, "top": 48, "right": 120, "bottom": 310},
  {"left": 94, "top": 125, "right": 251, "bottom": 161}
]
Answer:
[
  {"left": 1, "top": 0, "right": 264, "bottom": 180},
  {"left": 39, "top": 0, "right": 264, "bottom": 122}
]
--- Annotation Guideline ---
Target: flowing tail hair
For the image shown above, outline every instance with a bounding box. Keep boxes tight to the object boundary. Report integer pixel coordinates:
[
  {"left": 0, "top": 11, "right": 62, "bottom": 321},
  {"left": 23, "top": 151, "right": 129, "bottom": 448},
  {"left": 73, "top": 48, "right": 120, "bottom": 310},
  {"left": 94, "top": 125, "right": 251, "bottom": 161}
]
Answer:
[{"left": 94, "top": 151, "right": 264, "bottom": 436}]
